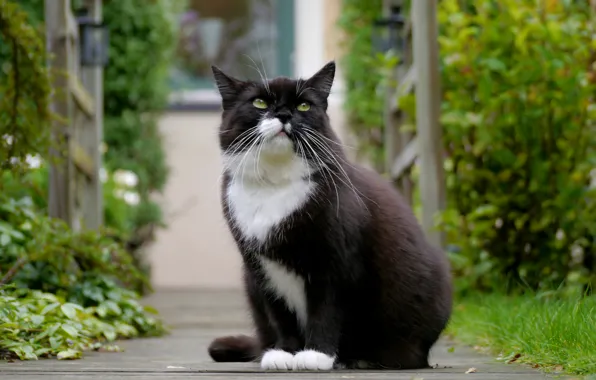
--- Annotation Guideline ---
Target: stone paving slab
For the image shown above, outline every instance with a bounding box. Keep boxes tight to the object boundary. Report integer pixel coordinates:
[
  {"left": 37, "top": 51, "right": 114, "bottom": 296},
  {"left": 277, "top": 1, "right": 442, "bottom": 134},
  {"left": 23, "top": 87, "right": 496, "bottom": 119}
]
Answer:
[{"left": 0, "top": 289, "right": 570, "bottom": 379}]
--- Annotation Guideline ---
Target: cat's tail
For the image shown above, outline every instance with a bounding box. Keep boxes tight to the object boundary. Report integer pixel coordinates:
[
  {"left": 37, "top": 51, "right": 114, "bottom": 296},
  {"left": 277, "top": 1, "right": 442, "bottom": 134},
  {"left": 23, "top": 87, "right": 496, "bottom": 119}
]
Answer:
[{"left": 208, "top": 335, "right": 261, "bottom": 362}]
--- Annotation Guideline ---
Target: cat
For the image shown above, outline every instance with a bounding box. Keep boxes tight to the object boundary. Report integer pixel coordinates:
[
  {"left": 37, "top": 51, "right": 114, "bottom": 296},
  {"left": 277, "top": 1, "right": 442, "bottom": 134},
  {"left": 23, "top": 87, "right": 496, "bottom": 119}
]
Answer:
[{"left": 207, "top": 61, "right": 453, "bottom": 371}]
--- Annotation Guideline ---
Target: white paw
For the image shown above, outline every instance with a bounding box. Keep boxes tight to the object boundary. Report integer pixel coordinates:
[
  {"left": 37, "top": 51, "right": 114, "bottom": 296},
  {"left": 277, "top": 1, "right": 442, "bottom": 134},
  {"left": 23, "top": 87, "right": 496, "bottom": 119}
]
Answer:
[
  {"left": 292, "top": 350, "right": 335, "bottom": 371},
  {"left": 260, "top": 349, "right": 295, "bottom": 370}
]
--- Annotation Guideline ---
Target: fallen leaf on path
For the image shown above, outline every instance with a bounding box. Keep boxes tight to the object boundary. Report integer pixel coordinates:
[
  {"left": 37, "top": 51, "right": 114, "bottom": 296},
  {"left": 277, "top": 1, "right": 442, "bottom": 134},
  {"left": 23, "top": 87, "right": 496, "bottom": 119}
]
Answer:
[
  {"left": 554, "top": 365, "right": 564, "bottom": 372},
  {"left": 97, "top": 344, "right": 123, "bottom": 353},
  {"left": 57, "top": 349, "right": 82, "bottom": 360},
  {"left": 465, "top": 367, "right": 477, "bottom": 374},
  {"left": 507, "top": 353, "right": 521, "bottom": 363}
]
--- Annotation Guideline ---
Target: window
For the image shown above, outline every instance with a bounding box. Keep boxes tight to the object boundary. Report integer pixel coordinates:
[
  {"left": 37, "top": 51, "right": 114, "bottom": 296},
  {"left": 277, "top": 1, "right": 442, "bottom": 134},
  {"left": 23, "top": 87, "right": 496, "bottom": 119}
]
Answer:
[{"left": 168, "top": 0, "right": 294, "bottom": 107}]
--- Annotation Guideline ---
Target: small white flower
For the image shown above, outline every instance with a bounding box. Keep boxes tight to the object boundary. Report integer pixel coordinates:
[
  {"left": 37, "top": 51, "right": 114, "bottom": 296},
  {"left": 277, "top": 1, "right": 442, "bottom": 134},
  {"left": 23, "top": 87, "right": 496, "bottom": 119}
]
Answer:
[
  {"left": 555, "top": 229, "right": 565, "bottom": 241},
  {"left": 524, "top": 244, "right": 531, "bottom": 253},
  {"left": 2, "top": 134, "right": 13, "bottom": 145},
  {"left": 25, "top": 154, "right": 42, "bottom": 169},
  {"left": 113, "top": 169, "right": 139, "bottom": 188},
  {"left": 571, "top": 244, "right": 584, "bottom": 264},
  {"left": 123, "top": 191, "right": 140, "bottom": 206},
  {"left": 99, "top": 167, "right": 108, "bottom": 183},
  {"left": 494, "top": 218, "right": 503, "bottom": 228}
]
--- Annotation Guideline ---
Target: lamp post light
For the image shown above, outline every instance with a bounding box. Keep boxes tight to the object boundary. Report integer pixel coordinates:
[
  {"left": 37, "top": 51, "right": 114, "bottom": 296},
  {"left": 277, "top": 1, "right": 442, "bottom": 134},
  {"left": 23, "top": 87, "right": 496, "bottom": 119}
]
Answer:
[
  {"left": 76, "top": 8, "right": 109, "bottom": 67},
  {"left": 372, "top": 4, "right": 406, "bottom": 60}
]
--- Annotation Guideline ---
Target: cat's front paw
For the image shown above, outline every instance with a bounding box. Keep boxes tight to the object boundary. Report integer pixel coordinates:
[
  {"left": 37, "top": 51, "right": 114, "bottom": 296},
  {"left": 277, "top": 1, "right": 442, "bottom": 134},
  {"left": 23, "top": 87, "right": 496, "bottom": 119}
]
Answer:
[
  {"left": 292, "top": 349, "right": 335, "bottom": 371},
  {"left": 260, "top": 349, "right": 294, "bottom": 370}
]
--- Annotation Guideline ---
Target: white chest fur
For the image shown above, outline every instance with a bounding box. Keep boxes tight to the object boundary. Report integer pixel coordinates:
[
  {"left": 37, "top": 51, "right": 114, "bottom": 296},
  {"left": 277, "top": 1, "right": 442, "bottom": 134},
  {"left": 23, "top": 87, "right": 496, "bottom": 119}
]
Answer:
[
  {"left": 259, "top": 257, "right": 307, "bottom": 328},
  {"left": 226, "top": 178, "right": 313, "bottom": 242}
]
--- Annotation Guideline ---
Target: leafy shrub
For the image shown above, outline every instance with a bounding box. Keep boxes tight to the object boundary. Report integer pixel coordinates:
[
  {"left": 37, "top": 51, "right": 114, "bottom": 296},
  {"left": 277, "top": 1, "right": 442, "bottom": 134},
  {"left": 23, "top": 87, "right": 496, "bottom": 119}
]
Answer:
[
  {"left": 102, "top": 0, "right": 182, "bottom": 222},
  {"left": 436, "top": 0, "right": 596, "bottom": 294},
  {"left": 0, "top": 1, "right": 167, "bottom": 361},
  {"left": 337, "top": 0, "right": 385, "bottom": 166},
  {"left": 0, "top": 285, "right": 162, "bottom": 360},
  {"left": 1, "top": 160, "right": 141, "bottom": 239},
  {"left": 0, "top": 0, "right": 51, "bottom": 175},
  {"left": 0, "top": 195, "right": 166, "bottom": 360},
  {"left": 0, "top": 0, "right": 184, "bottom": 278}
]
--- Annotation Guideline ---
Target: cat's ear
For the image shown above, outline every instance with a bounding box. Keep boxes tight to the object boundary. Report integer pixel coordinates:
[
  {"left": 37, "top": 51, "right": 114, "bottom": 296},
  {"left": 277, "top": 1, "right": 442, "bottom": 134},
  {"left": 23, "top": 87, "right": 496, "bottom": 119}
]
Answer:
[
  {"left": 211, "top": 66, "right": 245, "bottom": 110},
  {"left": 306, "top": 61, "right": 335, "bottom": 98}
]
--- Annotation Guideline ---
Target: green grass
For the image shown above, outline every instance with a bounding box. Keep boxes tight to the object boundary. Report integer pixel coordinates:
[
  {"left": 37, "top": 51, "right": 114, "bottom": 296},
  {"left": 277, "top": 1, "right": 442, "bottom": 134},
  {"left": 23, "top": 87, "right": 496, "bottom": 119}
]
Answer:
[{"left": 446, "top": 293, "right": 596, "bottom": 376}]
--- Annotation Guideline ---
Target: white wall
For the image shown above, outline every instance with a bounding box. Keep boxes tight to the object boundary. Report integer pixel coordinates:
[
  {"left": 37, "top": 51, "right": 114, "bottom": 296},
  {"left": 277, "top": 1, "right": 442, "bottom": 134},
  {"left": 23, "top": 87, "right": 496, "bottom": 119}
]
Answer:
[{"left": 294, "top": 0, "right": 344, "bottom": 99}]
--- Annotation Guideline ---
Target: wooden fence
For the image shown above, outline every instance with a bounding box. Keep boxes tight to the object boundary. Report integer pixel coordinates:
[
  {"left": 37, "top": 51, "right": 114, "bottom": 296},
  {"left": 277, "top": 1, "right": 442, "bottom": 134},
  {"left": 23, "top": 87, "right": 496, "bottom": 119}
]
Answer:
[
  {"left": 45, "top": 0, "right": 104, "bottom": 231},
  {"left": 382, "top": 0, "right": 446, "bottom": 248}
]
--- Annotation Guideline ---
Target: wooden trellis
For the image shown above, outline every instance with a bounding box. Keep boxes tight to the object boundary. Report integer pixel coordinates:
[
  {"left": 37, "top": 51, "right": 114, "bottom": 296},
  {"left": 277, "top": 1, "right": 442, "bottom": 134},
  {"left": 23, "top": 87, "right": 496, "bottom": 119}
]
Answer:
[
  {"left": 383, "top": 0, "right": 446, "bottom": 248},
  {"left": 45, "top": 0, "right": 104, "bottom": 231}
]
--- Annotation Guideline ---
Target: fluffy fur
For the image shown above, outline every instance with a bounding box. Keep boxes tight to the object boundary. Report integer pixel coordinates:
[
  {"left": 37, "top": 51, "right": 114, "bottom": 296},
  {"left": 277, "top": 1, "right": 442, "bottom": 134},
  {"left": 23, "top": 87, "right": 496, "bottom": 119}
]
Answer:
[{"left": 207, "top": 61, "right": 452, "bottom": 371}]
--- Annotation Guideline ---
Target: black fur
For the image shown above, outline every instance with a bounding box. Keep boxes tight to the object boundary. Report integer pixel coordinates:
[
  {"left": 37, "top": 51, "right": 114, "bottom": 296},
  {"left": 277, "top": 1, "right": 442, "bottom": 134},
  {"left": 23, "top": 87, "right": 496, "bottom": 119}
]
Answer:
[{"left": 208, "top": 61, "right": 453, "bottom": 370}]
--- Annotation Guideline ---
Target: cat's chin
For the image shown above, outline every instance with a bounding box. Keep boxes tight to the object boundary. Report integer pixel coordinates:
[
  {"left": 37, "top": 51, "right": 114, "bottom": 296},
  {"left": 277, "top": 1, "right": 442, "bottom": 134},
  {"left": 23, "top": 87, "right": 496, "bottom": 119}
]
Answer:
[{"left": 260, "top": 134, "right": 294, "bottom": 157}]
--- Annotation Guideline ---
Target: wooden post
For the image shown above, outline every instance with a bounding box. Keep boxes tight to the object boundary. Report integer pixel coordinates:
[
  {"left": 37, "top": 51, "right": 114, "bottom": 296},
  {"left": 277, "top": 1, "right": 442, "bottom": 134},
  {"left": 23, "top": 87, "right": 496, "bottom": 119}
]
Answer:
[
  {"left": 383, "top": 0, "right": 400, "bottom": 177},
  {"left": 412, "top": 0, "right": 446, "bottom": 248},
  {"left": 80, "top": 0, "right": 104, "bottom": 230},
  {"left": 46, "top": 0, "right": 75, "bottom": 226}
]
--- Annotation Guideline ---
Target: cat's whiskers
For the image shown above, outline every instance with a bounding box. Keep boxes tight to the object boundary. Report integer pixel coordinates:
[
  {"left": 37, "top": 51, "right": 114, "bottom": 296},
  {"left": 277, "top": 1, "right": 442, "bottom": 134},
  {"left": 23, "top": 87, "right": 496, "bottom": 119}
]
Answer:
[
  {"left": 301, "top": 125, "right": 355, "bottom": 151},
  {"left": 219, "top": 129, "right": 262, "bottom": 186},
  {"left": 230, "top": 135, "right": 263, "bottom": 194},
  {"left": 296, "top": 138, "right": 330, "bottom": 209},
  {"left": 225, "top": 128, "right": 261, "bottom": 157},
  {"left": 256, "top": 44, "right": 271, "bottom": 95},
  {"left": 244, "top": 54, "right": 271, "bottom": 96},
  {"left": 298, "top": 134, "right": 341, "bottom": 214},
  {"left": 253, "top": 137, "right": 267, "bottom": 185},
  {"left": 302, "top": 129, "right": 372, "bottom": 211}
]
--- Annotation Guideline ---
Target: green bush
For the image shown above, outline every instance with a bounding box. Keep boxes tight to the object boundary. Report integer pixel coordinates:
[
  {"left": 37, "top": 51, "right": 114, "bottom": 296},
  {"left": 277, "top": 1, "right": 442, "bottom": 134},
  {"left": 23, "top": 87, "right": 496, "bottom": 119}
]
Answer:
[
  {"left": 0, "top": 195, "right": 166, "bottom": 360},
  {"left": 340, "top": 0, "right": 596, "bottom": 294},
  {"left": 337, "top": 0, "right": 385, "bottom": 166},
  {"left": 0, "top": 0, "right": 51, "bottom": 176},
  {"left": 1, "top": 162, "right": 140, "bottom": 239},
  {"left": 102, "top": 0, "right": 182, "bottom": 227},
  {"left": 1, "top": 0, "right": 184, "bottom": 275},
  {"left": 436, "top": 0, "right": 596, "bottom": 294},
  {"left": 0, "top": 0, "right": 167, "bottom": 361}
]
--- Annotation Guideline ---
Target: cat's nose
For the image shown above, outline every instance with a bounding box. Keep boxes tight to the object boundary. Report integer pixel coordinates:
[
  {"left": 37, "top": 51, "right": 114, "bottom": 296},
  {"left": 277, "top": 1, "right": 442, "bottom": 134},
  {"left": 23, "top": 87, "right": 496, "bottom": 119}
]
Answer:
[{"left": 275, "top": 111, "right": 292, "bottom": 124}]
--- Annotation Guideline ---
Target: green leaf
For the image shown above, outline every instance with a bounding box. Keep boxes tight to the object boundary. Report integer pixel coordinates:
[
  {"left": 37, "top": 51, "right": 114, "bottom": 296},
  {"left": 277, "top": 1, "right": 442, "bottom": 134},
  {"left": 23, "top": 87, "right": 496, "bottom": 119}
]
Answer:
[
  {"left": 49, "top": 336, "right": 62, "bottom": 350},
  {"left": 103, "top": 329, "right": 117, "bottom": 342},
  {"left": 60, "top": 324, "right": 78, "bottom": 338},
  {"left": 57, "top": 349, "right": 82, "bottom": 360},
  {"left": 61, "top": 303, "right": 78, "bottom": 320},
  {"left": 40, "top": 302, "right": 60, "bottom": 315},
  {"left": 0, "top": 233, "right": 10, "bottom": 246},
  {"left": 29, "top": 314, "right": 45, "bottom": 326}
]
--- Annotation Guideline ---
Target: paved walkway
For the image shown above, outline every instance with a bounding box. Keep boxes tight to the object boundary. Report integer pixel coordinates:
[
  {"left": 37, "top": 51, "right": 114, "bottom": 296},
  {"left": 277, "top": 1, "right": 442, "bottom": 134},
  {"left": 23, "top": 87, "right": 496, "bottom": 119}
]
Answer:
[{"left": 0, "top": 290, "right": 564, "bottom": 379}]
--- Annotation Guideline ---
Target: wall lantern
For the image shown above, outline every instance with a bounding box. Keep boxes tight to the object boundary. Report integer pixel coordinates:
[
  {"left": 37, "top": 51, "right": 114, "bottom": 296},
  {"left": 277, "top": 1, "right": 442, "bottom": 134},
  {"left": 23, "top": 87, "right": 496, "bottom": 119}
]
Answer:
[
  {"left": 76, "top": 8, "right": 109, "bottom": 67},
  {"left": 372, "top": 5, "right": 406, "bottom": 59}
]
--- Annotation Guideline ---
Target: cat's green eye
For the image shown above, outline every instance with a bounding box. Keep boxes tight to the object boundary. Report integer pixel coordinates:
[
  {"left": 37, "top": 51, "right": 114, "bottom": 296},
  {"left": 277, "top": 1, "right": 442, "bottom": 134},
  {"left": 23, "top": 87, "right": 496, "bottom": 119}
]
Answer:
[
  {"left": 297, "top": 102, "right": 311, "bottom": 112},
  {"left": 253, "top": 98, "right": 268, "bottom": 109}
]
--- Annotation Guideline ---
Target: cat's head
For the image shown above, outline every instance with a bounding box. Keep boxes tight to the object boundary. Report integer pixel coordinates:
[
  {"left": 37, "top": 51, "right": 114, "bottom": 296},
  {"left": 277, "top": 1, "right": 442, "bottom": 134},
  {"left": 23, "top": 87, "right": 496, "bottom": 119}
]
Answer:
[{"left": 212, "top": 61, "right": 342, "bottom": 182}]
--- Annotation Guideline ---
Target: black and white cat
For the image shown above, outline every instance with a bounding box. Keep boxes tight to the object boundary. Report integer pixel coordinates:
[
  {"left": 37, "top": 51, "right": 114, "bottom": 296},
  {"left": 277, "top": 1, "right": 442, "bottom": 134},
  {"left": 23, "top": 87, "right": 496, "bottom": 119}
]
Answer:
[{"left": 207, "top": 61, "right": 452, "bottom": 371}]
